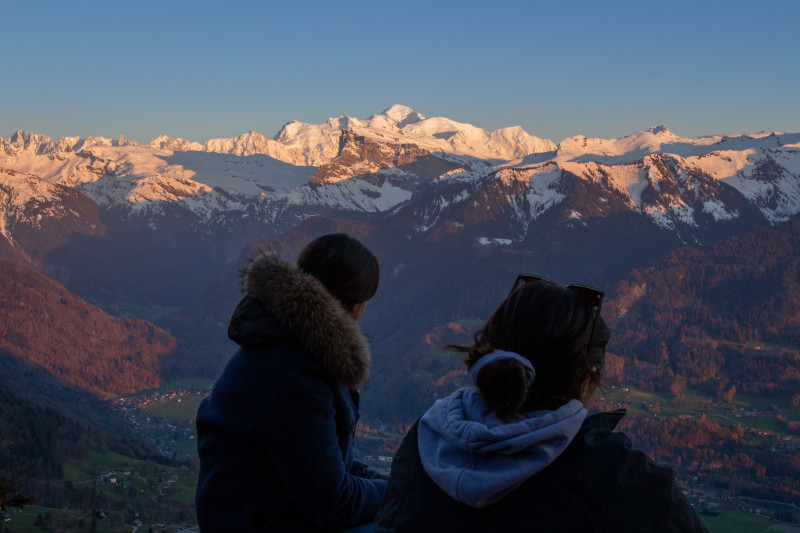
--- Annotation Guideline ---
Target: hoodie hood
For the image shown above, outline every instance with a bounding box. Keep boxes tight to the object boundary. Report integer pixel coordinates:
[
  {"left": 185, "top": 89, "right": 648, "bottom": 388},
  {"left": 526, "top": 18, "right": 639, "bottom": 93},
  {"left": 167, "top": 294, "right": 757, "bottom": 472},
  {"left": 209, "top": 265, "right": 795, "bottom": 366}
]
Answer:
[
  {"left": 234, "top": 252, "right": 371, "bottom": 388},
  {"left": 418, "top": 387, "right": 587, "bottom": 508}
]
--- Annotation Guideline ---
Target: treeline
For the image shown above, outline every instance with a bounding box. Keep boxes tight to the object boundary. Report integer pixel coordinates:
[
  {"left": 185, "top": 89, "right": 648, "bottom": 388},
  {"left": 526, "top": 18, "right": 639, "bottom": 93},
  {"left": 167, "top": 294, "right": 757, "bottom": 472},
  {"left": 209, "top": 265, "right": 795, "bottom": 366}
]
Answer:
[
  {"left": 619, "top": 414, "right": 800, "bottom": 502},
  {"left": 0, "top": 385, "right": 160, "bottom": 483},
  {"left": 0, "top": 257, "right": 176, "bottom": 397},
  {"left": 0, "top": 383, "right": 195, "bottom": 525},
  {"left": 606, "top": 218, "right": 800, "bottom": 395}
]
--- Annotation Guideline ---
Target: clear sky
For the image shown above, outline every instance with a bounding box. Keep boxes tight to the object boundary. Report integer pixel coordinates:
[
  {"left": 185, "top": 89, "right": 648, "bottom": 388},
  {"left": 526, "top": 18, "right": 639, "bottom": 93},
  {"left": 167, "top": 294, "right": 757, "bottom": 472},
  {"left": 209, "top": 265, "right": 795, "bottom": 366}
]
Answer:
[{"left": 2, "top": 0, "right": 798, "bottom": 144}]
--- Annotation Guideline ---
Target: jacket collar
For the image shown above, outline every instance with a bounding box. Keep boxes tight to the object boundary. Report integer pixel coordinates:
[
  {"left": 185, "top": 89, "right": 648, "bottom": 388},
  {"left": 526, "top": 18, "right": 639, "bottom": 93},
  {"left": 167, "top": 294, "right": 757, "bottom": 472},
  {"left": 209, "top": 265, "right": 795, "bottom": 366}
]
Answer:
[
  {"left": 242, "top": 253, "right": 371, "bottom": 388},
  {"left": 581, "top": 409, "right": 626, "bottom": 431}
]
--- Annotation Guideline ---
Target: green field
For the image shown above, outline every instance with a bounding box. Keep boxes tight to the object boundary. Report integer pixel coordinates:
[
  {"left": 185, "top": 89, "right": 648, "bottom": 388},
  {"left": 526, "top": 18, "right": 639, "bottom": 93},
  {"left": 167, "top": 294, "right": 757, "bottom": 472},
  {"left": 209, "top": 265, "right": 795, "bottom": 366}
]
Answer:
[
  {"left": 63, "top": 449, "right": 196, "bottom": 506},
  {"left": 599, "top": 386, "right": 796, "bottom": 439},
  {"left": 66, "top": 450, "right": 144, "bottom": 479},
  {"left": 701, "top": 509, "right": 799, "bottom": 533},
  {"left": 173, "top": 437, "right": 199, "bottom": 458},
  {"left": 157, "top": 395, "right": 205, "bottom": 422},
  {"left": 7, "top": 505, "right": 94, "bottom": 533}
]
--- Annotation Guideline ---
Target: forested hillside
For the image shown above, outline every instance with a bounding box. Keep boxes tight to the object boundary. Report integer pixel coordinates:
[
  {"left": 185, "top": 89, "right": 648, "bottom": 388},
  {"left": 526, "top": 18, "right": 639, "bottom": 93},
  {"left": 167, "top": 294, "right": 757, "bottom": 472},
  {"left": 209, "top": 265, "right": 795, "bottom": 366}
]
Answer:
[
  {"left": 0, "top": 258, "right": 175, "bottom": 398},
  {"left": 606, "top": 217, "right": 800, "bottom": 396}
]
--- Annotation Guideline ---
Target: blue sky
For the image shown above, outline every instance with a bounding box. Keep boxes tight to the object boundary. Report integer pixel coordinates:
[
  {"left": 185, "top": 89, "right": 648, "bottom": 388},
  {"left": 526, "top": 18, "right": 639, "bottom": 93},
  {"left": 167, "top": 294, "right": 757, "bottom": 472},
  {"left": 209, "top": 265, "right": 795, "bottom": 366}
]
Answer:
[{"left": 2, "top": 0, "right": 798, "bottom": 144}]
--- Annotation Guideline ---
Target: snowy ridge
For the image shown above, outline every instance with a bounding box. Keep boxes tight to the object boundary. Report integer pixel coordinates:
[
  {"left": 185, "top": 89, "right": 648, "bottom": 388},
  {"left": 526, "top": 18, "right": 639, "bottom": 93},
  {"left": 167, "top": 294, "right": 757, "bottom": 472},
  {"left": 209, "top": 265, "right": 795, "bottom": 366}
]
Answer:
[
  {"left": 2, "top": 105, "right": 556, "bottom": 168},
  {"left": 495, "top": 163, "right": 566, "bottom": 235},
  {"left": 406, "top": 138, "right": 799, "bottom": 244},
  {"left": 1, "top": 116, "right": 799, "bottom": 241},
  {"left": 0, "top": 168, "right": 89, "bottom": 250},
  {"left": 546, "top": 132, "right": 800, "bottom": 228},
  {"left": 551, "top": 127, "right": 798, "bottom": 166},
  {"left": 270, "top": 105, "right": 556, "bottom": 165},
  {"left": 0, "top": 169, "right": 45, "bottom": 243},
  {"left": 0, "top": 140, "right": 315, "bottom": 213},
  {"left": 286, "top": 179, "right": 413, "bottom": 213}
]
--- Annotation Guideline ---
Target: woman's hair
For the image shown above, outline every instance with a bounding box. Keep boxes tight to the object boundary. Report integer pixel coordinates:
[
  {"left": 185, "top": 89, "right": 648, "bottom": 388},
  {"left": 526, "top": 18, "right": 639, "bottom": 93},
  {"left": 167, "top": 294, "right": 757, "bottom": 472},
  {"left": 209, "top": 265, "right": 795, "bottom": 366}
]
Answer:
[
  {"left": 451, "top": 281, "right": 610, "bottom": 419},
  {"left": 297, "top": 233, "right": 380, "bottom": 311}
]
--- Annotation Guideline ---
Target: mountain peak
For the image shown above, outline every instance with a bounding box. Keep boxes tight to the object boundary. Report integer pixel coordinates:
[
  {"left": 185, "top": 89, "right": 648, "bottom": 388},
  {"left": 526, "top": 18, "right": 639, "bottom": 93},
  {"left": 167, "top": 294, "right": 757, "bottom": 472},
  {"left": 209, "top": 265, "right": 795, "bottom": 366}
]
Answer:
[
  {"left": 10, "top": 130, "right": 53, "bottom": 146},
  {"left": 381, "top": 104, "right": 424, "bottom": 124},
  {"left": 324, "top": 114, "right": 354, "bottom": 130},
  {"left": 648, "top": 125, "right": 672, "bottom": 135}
]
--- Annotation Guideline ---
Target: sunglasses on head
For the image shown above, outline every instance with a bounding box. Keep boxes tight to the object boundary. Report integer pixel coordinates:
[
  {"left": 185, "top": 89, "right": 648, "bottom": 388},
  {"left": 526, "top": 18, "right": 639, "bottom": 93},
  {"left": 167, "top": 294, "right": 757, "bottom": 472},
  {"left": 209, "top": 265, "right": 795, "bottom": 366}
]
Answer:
[{"left": 510, "top": 274, "right": 604, "bottom": 347}]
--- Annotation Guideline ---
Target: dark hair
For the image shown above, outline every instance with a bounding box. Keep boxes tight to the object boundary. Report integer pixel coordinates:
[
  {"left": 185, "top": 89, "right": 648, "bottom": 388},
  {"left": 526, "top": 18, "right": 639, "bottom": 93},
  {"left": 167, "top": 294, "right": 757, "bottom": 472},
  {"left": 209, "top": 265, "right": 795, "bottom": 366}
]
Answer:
[
  {"left": 297, "top": 233, "right": 380, "bottom": 311},
  {"left": 451, "top": 281, "right": 610, "bottom": 420}
]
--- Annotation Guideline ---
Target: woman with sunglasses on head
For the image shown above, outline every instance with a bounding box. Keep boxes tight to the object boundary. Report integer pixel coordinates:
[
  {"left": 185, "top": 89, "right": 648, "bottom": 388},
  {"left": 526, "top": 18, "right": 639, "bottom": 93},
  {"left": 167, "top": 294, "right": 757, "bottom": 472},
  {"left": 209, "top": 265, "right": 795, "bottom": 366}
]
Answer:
[
  {"left": 196, "top": 234, "right": 387, "bottom": 533},
  {"left": 375, "top": 275, "right": 707, "bottom": 533}
]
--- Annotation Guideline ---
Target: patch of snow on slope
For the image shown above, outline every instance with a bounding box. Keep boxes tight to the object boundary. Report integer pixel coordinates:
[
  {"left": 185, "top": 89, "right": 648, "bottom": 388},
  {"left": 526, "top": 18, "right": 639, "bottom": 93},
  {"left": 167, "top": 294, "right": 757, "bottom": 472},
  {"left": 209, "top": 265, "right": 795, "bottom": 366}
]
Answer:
[
  {"left": 567, "top": 161, "right": 648, "bottom": 208},
  {"left": 126, "top": 175, "right": 209, "bottom": 204},
  {"left": 643, "top": 204, "right": 679, "bottom": 231},
  {"left": 500, "top": 164, "right": 566, "bottom": 226},
  {"left": 0, "top": 172, "right": 56, "bottom": 208},
  {"left": 702, "top": 199, "right": 739, "bottom": 221},
  {"left": 286, "top": 179, "right": 412, "bottom": 213},
  {"left": 477, "top": 237, "right": 514, "bottom": 246},
  {"left": 689, "top": 150, "right": 756, "bottom": 180},
  {"left": 723, "top": 169, "right": 800, "bottom": 223},
  {"left": 773, "top": 147, "right": 800, "bottom": 175},
  {"left": 166, "top": 151, "right": 314, "bottom": 192},
  {"left": 453, "top": 189, "right": 471, "bottom": 203},
  {"left": 0, "top": 171, "right": 79, "bottom": 234},
  {"left": 437, "top": 168, "right": 487, "bottom": 184},
  {"left": 687, "top": 146, "right": 800, "bottom": 222},
  {"left": 670, "top": 202, "right": 697, "bottom": 227}
]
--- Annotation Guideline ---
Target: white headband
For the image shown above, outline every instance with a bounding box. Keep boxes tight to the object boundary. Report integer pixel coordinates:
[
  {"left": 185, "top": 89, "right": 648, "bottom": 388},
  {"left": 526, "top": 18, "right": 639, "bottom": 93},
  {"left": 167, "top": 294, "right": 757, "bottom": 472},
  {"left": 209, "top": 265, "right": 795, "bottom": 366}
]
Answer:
[{"left": 469, "top": 350, "right": 536, "bottom": 387}]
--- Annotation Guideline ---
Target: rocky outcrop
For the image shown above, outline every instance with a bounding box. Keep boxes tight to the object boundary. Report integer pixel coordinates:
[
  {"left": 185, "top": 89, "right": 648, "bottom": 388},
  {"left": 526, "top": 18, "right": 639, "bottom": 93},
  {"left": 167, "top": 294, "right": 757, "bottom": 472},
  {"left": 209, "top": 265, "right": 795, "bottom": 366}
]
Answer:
[{"left": 310, "top": 130, "right": 433, "bottom": 184}]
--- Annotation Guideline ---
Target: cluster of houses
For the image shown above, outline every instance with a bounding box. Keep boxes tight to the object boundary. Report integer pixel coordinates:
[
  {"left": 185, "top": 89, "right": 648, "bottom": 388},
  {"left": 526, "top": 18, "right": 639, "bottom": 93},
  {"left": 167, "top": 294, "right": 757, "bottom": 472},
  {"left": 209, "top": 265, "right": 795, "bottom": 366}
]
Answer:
[
  {"left": 114, "top": 388, "right": 206, "bottom": 412},
  {"left": 94, "top": 467, "right": 180, "bottom": 495},
  {"left": 94, "top": 467, "right": 136, "bottom": 489},
  {"left": 113, "top": 388, "right": 207, "bottom": 456}
]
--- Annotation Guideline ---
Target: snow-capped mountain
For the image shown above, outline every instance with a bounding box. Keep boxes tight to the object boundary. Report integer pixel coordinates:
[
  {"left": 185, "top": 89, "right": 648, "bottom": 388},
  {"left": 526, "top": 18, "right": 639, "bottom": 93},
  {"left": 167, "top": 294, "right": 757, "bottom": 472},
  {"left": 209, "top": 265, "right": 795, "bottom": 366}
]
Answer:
[
  {"left": 141, "top": 105, "right": 556, "bottom": 166},
  {"left": 1, "top": 107, "right": 799, "bottom": 267},
  {"left": 3, "top": 107, "right": 799, "bottom": 427}
]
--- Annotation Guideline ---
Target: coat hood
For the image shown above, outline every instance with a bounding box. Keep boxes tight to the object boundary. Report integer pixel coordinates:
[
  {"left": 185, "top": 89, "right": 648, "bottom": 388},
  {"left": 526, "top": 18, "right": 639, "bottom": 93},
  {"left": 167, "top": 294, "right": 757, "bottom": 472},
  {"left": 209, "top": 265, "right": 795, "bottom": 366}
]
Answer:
[
  {"left": 418, "top": 387, "right": 587, "bottom": 508},
  {"left": 235, "top": 252, "right": 371, "bottom": 388}
]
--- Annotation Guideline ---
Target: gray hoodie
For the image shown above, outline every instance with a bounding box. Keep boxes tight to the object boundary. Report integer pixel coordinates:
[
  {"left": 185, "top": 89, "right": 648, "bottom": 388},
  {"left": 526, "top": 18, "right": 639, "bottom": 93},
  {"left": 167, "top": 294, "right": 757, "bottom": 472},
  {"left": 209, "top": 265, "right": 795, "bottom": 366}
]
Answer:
[{"left": 418, "top": 387, "right": 587, "bottom": 509}]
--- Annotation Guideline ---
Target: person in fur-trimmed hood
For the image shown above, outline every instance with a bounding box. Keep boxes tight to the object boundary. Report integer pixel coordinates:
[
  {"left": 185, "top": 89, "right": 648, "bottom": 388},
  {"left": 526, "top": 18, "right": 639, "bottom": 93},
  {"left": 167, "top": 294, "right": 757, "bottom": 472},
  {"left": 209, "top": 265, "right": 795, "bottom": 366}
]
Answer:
[{"left": 196, "top": 234, "right": 387, "bottom": 533}]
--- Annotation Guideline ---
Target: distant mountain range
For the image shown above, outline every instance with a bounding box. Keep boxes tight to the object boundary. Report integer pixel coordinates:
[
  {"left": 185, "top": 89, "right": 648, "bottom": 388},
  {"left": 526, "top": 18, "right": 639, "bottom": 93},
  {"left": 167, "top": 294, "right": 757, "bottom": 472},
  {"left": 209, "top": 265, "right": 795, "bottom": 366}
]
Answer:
[
  {"left": 3, "top": 106, "right": 798, "bottom": 252},
  {"left": 1, "top": 104, "right": 798, "bottom": 412}
]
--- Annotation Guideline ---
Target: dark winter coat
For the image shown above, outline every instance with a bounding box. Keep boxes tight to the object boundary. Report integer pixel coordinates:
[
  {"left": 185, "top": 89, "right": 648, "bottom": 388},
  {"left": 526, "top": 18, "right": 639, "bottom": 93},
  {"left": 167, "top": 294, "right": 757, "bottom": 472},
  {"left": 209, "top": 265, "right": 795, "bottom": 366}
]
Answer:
[
  {"left": 375, "top": 410, "right": 708, "bottom": 533},
  {"left": 195, "top": 253, "right": 386, "bottom": 532}
]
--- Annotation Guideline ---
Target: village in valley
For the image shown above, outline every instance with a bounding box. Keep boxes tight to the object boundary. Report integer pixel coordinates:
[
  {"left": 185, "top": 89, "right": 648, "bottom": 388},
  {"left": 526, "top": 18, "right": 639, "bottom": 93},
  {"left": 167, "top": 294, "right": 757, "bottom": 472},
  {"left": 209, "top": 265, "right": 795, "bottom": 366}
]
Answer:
[
  {"left": 93, "top": 379, "right": 800, "bottom": 531},
  {"left": 113, "top": 384, "right": 210, "bottom": 459}
]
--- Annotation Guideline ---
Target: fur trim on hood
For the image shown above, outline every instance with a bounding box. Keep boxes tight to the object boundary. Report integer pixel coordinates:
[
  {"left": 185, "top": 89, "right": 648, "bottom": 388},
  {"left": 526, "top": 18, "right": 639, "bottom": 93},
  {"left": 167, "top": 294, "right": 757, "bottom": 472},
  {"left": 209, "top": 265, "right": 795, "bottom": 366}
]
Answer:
[{"left": 243, "top": 252, "right": 371, "bottom": 388}]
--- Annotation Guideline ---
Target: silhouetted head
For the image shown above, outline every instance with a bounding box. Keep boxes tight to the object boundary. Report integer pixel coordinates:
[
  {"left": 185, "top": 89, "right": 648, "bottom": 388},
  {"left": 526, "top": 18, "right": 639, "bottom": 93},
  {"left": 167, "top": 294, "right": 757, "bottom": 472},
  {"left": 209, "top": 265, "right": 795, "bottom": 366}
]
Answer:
[
  {"left": 297, "top": 233, "right": 380, "bottom": 314},
  {"left": 452, "top": 278, "right": 610, "bottom": 420}
]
